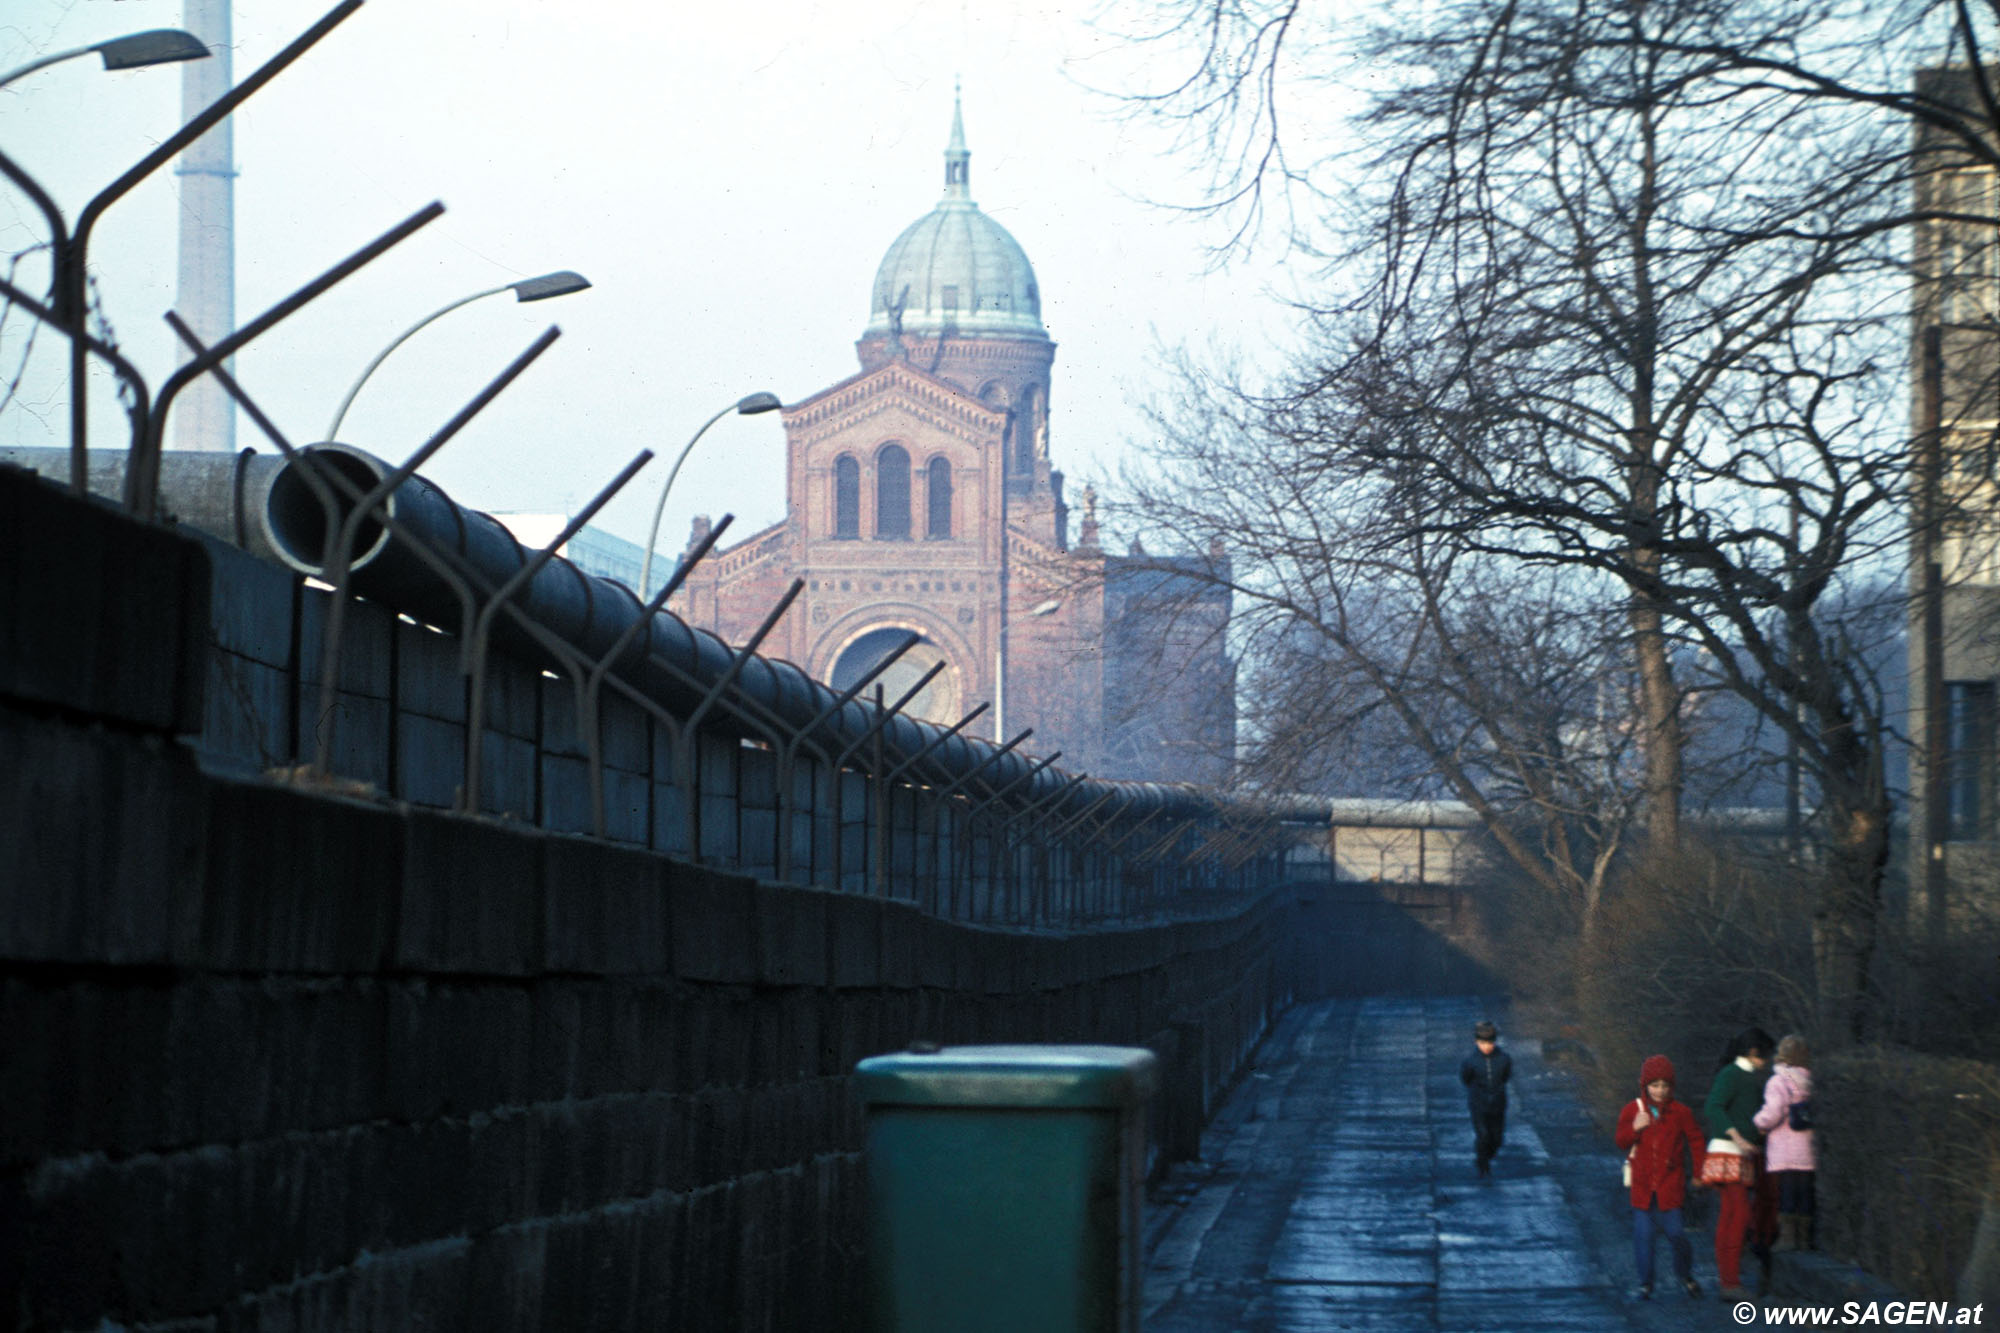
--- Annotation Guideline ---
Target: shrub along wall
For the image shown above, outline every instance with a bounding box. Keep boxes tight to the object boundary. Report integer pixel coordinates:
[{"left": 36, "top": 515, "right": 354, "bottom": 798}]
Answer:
[{"left": 1814, "top": 1048, "right": 2000, "bottom": 1301}]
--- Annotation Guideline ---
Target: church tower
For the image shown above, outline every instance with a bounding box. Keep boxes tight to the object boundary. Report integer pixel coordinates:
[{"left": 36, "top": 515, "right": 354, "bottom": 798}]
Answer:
[
  {"left": 676, "top": 92, "right": 1231, "bottom": 785},
  {"left": 680, "top": 94, "right": 1075, "bottom": 740},
  {"left": 854, "top": 91, "right": 1064, "bottom": 537}
]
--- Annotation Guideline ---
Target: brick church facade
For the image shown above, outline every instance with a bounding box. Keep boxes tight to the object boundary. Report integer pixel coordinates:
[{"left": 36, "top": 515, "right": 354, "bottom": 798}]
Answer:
[{"left": 676, "top": 98, "right": 1234, "bottom": 785}]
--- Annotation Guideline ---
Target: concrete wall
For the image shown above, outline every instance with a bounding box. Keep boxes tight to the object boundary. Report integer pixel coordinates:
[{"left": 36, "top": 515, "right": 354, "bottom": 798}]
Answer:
[
  {"left": 1, "top": 463, "right": 1282, "bottom": 1331},
  {"left": 1284, "top": 877, "right": 1501, "bottom": 999},
  {"left": 173, "top": 480, "right": 1267, "bottom": 917}
]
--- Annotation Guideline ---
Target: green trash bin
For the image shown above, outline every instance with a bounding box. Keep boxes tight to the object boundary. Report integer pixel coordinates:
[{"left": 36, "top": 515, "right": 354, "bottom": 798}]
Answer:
[{"left": 854, "top": 1043, "right": 1159, "bottom": 1333}]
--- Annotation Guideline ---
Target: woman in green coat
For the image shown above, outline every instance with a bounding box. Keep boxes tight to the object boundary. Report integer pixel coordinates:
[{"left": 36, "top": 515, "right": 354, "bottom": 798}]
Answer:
[{"left": 1704, "top": 1027, "right": 1775, "bottom": 1296}]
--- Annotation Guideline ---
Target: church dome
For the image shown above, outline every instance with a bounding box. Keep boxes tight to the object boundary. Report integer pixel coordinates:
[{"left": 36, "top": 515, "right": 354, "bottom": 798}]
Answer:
[{"left": 863, "top": 97, "right": 1048, "bottom": 344}]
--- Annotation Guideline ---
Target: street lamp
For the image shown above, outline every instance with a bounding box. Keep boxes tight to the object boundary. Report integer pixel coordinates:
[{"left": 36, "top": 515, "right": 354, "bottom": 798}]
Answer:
[
  {"left": 324, "top": 270, "right": 592, "bottom": 441},
  {"left": 0, "top": 0, "right": 364, "bottom": 497},
  {"left": 0, "top": 24, "right": 215, "bottom": 495},
  {"left": 638, "top": 392, "right": 783, "bottom": 598},
  {"left": 0, "top": 29, "right": 210, "bottom": 89}
]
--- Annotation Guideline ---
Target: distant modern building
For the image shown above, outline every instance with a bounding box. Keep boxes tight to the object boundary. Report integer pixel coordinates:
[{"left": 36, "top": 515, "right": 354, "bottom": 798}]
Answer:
[
  {"left": 491, "top": 513, "right": 650, "bottom": 590},
  {"left": 675, "top": 96, "right": 1234, "bottom": 785}
]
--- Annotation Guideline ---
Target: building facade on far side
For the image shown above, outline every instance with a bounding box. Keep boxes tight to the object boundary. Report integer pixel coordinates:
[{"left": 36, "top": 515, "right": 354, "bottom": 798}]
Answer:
[
  {"left": 674, "top": 96, "right": 1234, "bottom": 786},
  {"left": 1910, "top": 63, "right": 2000, "bottom": 934}
]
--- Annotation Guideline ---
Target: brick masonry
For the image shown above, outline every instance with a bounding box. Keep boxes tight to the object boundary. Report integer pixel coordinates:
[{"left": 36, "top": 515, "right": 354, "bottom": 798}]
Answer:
[{"left": 676, "top": 324, "right": 1236, "bottom": 788}]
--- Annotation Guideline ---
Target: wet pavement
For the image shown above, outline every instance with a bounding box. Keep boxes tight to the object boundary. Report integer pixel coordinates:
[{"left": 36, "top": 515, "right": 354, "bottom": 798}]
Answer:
[{"left": 1142, "top": 997, "right": 1747, "bottom": 1332}]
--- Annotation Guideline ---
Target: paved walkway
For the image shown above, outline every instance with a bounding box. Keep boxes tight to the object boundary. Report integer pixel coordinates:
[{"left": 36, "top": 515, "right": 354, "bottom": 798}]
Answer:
[{"left": 1143, "top": 997, "right": 1746, "bottom": 1332}]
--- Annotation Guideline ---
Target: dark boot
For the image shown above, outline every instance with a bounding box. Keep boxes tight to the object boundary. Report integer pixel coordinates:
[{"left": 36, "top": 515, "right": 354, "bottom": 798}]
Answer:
[{"left": 1773, "top": 1216, "right": 1800, "bottom": 1252}]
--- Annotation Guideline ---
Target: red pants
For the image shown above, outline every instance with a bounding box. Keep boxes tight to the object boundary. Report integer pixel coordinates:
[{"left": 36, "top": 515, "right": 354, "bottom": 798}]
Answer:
[{"left": 1714, "top": 1177, "right": 1779, "bottom": 1288}]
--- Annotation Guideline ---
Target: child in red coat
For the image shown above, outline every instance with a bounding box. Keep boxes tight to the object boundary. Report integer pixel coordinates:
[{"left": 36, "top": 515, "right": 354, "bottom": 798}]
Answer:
[{"left": 1615, "top": 1054, "right": 1708, "bottom": 1299}]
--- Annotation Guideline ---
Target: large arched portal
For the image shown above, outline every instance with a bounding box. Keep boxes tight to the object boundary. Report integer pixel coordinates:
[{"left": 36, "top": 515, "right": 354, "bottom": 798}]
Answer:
[{"left": 830, "top": 626, "right": 960, "bottom": 725}]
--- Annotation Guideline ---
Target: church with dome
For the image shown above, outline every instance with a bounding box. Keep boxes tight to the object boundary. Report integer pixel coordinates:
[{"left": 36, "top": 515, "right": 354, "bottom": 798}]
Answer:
[{"left": 675, "top": 96, "right": 1235, "bottom": 786}]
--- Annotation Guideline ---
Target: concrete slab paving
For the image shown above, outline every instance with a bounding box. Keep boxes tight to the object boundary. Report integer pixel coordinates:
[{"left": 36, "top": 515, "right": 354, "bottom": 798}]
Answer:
[{"left": 1142, "top": 997, "right": 1750, "bottom": 1332}]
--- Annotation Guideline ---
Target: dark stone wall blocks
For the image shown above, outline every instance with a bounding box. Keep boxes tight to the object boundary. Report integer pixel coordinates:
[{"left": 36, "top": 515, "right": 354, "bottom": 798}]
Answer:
[
  {"left": 194, "top": 778, "right": 400, "bottom": 974},
  {"left": 396, "top": 809, "right": 540, "bottom": 976},
  {"left": 753, "top": 883, "right": 828, "bottom": 987},
  {"left": 8, "top": 717, "right": 1282, "bottom": 1331},
  {"left": 542, "top": 838, "right": 669, "bottom": 976},
  {"left": 2, "top": 435, "right": 1293, "bottom": 1333},
  {"left": 0, "top": 464, "right": 209, "bottom": 733},
  {"left": 0, "top": 707, "right": 206, "bottom": 966},
  {"left": 666, "top": 864, "right": 760, "bottom": 985}
]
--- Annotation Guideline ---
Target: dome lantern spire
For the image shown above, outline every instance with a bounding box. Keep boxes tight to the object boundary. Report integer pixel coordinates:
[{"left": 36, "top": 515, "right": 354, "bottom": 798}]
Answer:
[
  {"left": 944, "top": 79, "right": 969, "bottom": 200},
  {"left": 862, "top": 81, "right": 1048, "bottom": 345}
]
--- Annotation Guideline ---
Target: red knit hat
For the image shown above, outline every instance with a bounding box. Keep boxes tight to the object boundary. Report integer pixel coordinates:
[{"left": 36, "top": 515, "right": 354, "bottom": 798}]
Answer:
[{"left": 1640, "top": 1054, "right": 1675, "bottom": 1089}]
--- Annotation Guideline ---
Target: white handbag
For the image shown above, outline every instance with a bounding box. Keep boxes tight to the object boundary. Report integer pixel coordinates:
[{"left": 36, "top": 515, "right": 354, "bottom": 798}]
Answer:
[{"left": 1622, "top": 1099, "right": 1644, "bottom": 1186}]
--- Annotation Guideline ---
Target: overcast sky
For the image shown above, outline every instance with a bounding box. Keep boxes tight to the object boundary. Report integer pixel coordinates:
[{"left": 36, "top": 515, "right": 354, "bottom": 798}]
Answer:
[{"left": 0, "top": 1, "right": 1311, "bottom": 554}]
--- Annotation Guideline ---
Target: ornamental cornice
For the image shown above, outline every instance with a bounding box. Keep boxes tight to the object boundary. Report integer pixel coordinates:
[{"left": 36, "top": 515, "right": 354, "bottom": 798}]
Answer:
[
  {"left": 860, "top": 333, "right": 1057, "bottom": 367},
  {"left": 791, "top": 397, "right": 1001, "bottom": 453},
  {"left": 708, "top": 520, "right": 790, "bottom": 580},
  {"left": 784, "top": 365, "right": 1004, "bottom": 448}
]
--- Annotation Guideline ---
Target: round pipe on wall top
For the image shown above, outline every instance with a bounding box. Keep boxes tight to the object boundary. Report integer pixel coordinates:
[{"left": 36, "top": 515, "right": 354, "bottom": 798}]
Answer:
[
  {"left": 253, "top": 445, "right": 1251, "bottom": 831},
  {"left": 1, "top": 445, "right": 287, "bottom": 564}
]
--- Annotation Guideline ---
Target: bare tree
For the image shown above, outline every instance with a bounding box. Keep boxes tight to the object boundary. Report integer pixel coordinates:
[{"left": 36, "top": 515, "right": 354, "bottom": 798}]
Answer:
[
  {"left": 1104, "top": 0, "right": 1935, "bottom": 1036},
  {"left": 1112, "top": 356, "right": 1649, "bottom": 952}
]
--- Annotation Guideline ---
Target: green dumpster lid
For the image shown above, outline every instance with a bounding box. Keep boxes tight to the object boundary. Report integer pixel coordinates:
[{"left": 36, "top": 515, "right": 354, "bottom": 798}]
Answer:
[{"left": 853, "top": 1044, "right": 1160, "bottom": 1109}]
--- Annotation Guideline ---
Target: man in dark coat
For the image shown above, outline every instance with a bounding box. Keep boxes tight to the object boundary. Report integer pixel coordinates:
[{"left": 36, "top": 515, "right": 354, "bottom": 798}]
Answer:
[{"left": 1460, "top": 1020, "right": 1512, "bottom": 1178}]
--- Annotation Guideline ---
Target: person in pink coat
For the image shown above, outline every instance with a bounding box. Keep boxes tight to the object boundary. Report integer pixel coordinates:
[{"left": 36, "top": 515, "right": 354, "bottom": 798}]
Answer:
[{"left": 1754, "top": 1033, "right": 1816, "bottom": 1251}]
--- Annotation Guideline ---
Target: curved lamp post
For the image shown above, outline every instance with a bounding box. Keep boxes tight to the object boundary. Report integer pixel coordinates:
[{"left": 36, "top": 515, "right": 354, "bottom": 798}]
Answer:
[
  {"left": 638, "top": 392, "right": 783, "bottom": 598},
  {"left": 324, "top": 269, "right": 591, "bottom": 441},
  {"left": 0, "top": 28, "right": 209, "bottom": 89},
  {"left": 0, "top": 1, "right": 364, "bottom": 498},
  {"left": 0, "top": 24, "right": 213, "bottom": 494}
]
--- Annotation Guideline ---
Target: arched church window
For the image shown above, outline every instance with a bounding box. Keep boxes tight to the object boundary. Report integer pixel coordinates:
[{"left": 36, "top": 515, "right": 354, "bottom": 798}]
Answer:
[
  {"left": 876, "top": 444, "right": 911, "bottom": 539},
  {"left": 834, "top": 455, "right": 859, "bottom": 539},
  {"left": 927, "top": 457, "right": 952, "bottom": 538}
]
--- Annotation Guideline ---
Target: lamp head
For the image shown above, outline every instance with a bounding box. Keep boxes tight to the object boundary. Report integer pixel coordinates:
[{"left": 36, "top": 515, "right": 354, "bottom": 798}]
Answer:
[
  {"left": 736, "top": 392, "right": 782, "bottom": 415},
  {"left": 94, "top": 29, "right": 211, "bottom": 71},
  {"left": 508, "top": 270, "right": 591, "bottom": 302}
]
